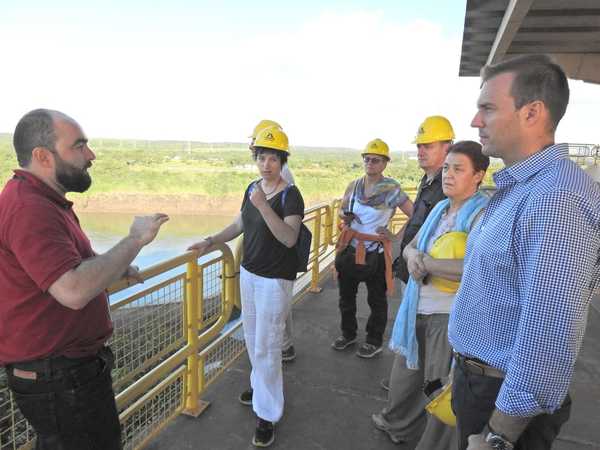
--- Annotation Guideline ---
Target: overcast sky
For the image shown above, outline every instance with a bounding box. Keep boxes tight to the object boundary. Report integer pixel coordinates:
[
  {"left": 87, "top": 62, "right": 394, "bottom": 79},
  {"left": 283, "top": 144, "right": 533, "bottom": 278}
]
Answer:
[{"left": 2, "top": 0, "right": 600, "bottom": 150}]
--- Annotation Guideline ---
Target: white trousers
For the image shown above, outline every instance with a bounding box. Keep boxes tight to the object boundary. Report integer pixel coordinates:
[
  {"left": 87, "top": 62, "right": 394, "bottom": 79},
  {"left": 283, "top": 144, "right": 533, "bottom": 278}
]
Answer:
[{"left": 240, "top": 266, "right": 294, "bottom": 422}]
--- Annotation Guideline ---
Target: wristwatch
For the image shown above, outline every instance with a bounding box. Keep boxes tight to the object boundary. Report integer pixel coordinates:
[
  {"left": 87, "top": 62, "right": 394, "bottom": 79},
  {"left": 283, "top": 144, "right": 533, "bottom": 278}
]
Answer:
[
  {"left": 484, "top": 427, "right": 514, "bottom": 450},
  {"left": 205, "top": 236, "right": 214, "bottom": 246}
]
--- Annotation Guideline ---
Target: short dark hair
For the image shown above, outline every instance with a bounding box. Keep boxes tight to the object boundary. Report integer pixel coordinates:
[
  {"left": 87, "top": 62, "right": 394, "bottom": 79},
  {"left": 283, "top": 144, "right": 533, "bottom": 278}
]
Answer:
[
  {"left": 447, "top": 140, "right": 490, "bottom": 173},
  {"left": 13, "top": 109, "right": 58, "bottom": 167},
  {"left": 481, "top": 54, "right": 569, "bottom": 131},
  {"left": 253, "top": 147, "right": 288, "bottom": 166}
]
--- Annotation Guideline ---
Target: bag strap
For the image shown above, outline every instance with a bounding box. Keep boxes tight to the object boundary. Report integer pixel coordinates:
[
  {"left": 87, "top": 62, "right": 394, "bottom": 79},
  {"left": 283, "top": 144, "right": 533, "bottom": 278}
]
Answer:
[
  {"left": 251, "top": 179, "right": 290, "bottom": 211},
  {"left": 349, "top": 178, "right": 360, "bottom": 213},
  {"left": 281, "top": 183, "right": 294, "bottom": 207},
  {"left": 248, "top": 178, "right": 262, "bottom": 196}
]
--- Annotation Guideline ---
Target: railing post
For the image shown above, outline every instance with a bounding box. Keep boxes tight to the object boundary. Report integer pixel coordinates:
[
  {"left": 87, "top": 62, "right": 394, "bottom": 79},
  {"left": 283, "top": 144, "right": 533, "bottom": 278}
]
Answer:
[
  {"left": 330, "top": 199, "right": 342, "bottom": 246},
  {"left": 183, "top": 256, "right": 209, "bottom": 416},
  {"left": 233, "top": 239, "right": 243, "bottom": 311},
  {"left": 223, "top": 245, "right": 236, "bottom": 325},
  {"left": 309, "top": 211, "right": 323, "bottom": 293},
  {"left": 324, "top": 205, "right": 333, "bottom": 246}
]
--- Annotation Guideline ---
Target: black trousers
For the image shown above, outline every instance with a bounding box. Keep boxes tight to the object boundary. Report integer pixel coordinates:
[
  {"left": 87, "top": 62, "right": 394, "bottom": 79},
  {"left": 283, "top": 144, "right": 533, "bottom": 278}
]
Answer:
[
  {"left": 451, "top": 356, "right": 571, "bottom": 450},
  {"left": 338, "top": 252, "right": 388, "bottom": 346},
  {"left": 6, "top": 347, "right": 122, "bottom": 450}
]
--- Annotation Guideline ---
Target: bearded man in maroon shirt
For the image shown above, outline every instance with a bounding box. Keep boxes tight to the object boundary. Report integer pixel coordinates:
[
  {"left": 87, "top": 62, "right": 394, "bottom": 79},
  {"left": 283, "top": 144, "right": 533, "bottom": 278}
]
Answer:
[{"left": 0, "top": 109, "right": 169, "bottom": 449}]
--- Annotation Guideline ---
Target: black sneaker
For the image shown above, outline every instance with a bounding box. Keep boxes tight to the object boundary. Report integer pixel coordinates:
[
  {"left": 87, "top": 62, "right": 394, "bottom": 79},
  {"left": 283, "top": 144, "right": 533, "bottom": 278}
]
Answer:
[
  {"left": 282, "top": 345, "right": 296, "bottom": 362},
  {"left": 356, "top": 343, "right": 382, "bottom": 358},
  {"left": 239, "top": 388, "right": 253, "bottom": 406},
  {"left": 252, "top": 418, "right": 274, "bottom": 447},
  {"left": 331, "top": 336, "right": 357, "bottom": 350}
]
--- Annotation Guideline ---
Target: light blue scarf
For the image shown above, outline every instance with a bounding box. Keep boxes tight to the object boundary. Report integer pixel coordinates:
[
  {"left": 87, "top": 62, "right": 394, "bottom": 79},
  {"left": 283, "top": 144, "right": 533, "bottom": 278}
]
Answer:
[{"left": 388, "top": 191, "right": 488, "bottom": 369}]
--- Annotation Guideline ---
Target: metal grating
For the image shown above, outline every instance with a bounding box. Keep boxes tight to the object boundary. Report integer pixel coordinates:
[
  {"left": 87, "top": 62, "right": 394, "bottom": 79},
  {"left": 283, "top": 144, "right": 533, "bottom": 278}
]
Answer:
[
  {"left": 120, "top": 370, "right": 184, "bottom": 450},
  {"left": 202, "top": 324, "right": 246, "bottom": 387},
  {"left": 0, "top": 371, "right": 34, "bottom": 450},
  {"left": 110, "top": 276, "right": 186, "bottom": 393},
  {"left": 200, "top": 261, "right": 224, "bottom": 326}
]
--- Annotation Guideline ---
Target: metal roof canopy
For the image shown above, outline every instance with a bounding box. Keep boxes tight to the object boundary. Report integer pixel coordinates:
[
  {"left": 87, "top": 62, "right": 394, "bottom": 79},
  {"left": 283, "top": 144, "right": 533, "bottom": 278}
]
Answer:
[{"left": 459, "top": 0, "right": 600, "bottom": 84}]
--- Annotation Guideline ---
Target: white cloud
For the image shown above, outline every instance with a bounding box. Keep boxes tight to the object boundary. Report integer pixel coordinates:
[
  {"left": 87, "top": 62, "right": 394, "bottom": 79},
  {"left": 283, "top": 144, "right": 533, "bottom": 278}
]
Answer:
[{"left": 1, "top": 9, "right": 599, "bottom": 150}]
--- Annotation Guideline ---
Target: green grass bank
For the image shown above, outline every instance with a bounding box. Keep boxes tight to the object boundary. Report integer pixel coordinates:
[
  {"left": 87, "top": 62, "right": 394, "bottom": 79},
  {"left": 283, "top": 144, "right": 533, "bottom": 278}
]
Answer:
[{"left": 0, "top": 134, "right": 499, "bottom": 214}]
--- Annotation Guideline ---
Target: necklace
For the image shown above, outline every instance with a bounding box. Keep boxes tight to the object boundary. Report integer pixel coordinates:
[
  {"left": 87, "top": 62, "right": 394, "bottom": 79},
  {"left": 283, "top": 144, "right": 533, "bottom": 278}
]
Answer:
[{"left": 261, "top": 178, "right": 281, "bottom": 196}]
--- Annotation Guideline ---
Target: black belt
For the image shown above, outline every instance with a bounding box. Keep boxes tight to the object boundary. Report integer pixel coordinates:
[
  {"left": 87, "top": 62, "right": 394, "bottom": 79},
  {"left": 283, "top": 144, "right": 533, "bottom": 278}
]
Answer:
[
  {"left": 454, "top": 351, "right": 505, "bottom": 379},
  {"left": 7, "top": 346, "right": 113, "bottom": 382}
]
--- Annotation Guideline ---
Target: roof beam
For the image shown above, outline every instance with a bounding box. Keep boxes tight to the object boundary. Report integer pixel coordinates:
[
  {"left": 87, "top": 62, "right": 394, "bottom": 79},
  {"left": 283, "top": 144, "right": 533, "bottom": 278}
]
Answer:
[
  {"left": 487, "top": 0, "right": 535, "bottom": 65},
  {"left": 551, "top": 53, "right": 600, "bottom": 85}
]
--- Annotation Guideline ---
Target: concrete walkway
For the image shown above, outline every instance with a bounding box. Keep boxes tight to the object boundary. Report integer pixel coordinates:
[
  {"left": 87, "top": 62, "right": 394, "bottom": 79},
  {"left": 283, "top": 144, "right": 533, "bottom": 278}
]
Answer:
[{"left": 147, "top": 277, "right": 600, "bottom": 450}]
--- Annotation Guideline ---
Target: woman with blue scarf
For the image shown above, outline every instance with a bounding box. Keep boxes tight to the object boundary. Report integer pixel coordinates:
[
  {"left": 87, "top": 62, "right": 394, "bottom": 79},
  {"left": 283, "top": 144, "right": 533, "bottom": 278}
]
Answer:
[{"left": 372, "top": 141, "right": 490, "bottom": 450}]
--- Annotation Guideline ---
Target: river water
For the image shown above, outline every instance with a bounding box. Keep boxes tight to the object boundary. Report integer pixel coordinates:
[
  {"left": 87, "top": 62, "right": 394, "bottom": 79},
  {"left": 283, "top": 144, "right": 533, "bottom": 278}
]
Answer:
[
  {"left": 78, "top": 212, "right": 236, "bottom": 303},
  {"left": 79, "top": 212, "right": 236, "bottom": 266}
]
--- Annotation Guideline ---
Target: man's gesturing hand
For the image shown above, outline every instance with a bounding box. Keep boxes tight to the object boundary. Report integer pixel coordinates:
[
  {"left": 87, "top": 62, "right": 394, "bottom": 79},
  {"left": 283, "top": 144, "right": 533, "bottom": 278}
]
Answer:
[{"left": 128, "top": 214, "right": 169, "bottom": 246}]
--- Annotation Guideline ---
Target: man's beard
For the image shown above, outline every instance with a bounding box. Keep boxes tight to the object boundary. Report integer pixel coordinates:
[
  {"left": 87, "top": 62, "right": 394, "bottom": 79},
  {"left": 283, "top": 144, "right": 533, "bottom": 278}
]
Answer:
[{"left": 54, "top": 154, "right": 92, "bottom": 193}]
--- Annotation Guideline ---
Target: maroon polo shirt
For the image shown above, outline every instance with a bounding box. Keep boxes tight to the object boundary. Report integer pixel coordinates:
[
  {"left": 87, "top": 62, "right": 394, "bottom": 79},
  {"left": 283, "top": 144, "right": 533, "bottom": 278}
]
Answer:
[{"left": 0, "top": 170, "right": 113, "bottom": 365}]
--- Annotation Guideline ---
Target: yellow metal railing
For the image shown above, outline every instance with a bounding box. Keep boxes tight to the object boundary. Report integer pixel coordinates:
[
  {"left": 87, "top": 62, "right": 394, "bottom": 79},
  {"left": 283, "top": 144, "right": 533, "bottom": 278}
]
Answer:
[
  {"left": 113, "top": 246, "right": 236, "bottom": 449},
  {"left": 1, "top": 196, "right": 412, "bottom": 450}
]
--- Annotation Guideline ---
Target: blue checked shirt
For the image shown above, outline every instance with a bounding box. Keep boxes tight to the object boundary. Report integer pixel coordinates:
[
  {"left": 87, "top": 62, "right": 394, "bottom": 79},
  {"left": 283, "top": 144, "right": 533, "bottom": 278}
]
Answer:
[{"left": 449, "top": 144, "right": 600, "bottom": 417}]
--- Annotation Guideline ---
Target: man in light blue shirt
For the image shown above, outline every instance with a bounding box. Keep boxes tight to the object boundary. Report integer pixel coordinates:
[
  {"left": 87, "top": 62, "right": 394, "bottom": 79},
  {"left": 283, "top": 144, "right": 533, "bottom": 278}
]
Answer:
[{"left": 448, "top": 54, "right": 600, "bottom": 450}]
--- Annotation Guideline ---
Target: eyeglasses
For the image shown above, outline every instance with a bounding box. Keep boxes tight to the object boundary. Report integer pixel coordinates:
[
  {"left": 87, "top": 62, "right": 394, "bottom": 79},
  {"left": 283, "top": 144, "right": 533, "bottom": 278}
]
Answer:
[{"left": 363, "top": 156, "right": 384, "bottom": 164}]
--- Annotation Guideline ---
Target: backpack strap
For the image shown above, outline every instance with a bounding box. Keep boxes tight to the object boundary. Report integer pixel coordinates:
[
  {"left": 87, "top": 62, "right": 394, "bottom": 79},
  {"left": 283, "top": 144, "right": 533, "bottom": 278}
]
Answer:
[
  {"left": 248, "top": 178, "right": 262, "bottom": 196},
  {"left": 281, "top": 183, "right": 294, "bottom": 207}
]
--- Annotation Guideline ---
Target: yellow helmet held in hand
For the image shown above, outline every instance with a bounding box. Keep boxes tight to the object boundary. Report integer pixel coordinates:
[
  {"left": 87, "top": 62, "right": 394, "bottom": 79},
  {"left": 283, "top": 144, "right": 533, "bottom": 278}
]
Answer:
[
  {"left": 254, "top": 127, "right": 290, "bottom": 153},
  {"left": 424, "top": 379, "right": 456, "bottom": 427},
  {"left": 428, "top": 231, "right": 467, "bottom": 293},
  {"left": 413, "top": 116, "right": 455, "bottom": 144},
  {"left": 362, "top": 138, "right": 390, "bottom": 160},
  {"left": 250, "top": 119, "right": 282, "bottom": 139}
]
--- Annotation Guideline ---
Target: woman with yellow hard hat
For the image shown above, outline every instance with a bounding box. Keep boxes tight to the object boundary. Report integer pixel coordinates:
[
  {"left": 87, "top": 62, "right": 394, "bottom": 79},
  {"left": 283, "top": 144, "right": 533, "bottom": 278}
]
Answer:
[
  {"left": 188, "top": 127, "right": 304, "bottom": 447},
  {"left": 333, "top": 138, "right": 413, "bottom": 358},
  {"left": 249, "top": 119, "right": 297, "bottom": 363},
  {"left": 249, "top": 119, "right": 296, "bottom": 187},
  {"left": 372, "top": 141, "right": 490, "bottom": 449}
]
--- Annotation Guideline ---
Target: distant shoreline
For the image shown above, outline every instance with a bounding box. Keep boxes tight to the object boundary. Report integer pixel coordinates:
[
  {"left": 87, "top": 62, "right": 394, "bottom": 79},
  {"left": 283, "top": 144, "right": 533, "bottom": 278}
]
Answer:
[{"left": 71, "top": 193, "right": 333, "bottom": 215}]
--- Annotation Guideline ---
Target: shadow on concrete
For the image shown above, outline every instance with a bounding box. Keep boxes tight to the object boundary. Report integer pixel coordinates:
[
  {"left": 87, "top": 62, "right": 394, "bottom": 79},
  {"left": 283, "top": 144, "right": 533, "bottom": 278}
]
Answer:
[{"left": 147, "top": 280, "right": 600, "bottom": 449}]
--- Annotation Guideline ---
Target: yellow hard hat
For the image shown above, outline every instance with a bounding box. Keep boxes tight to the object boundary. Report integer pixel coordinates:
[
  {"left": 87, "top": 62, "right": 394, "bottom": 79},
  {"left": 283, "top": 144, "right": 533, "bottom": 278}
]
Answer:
[
  {"left": 424, "top": 380, "right": 456, "bottom": 427},
  {"left": 413, "top": 116, "right": 455, "bottom": 144},
  {"left": 361, "top": 138, "right": 390, "bottom": 160},
  {"left": 428, "top": 231, "right": 467, "bottom": 293},
  {"left": 250, "top": 119, "right": 282, "bottom": 139},
  {"left": 254, "top": 127, "right": 289, "bottom": 153}
]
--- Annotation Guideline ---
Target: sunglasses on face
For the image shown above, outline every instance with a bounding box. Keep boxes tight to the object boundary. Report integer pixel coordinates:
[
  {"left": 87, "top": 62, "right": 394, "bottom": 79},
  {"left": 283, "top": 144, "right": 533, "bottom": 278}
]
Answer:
[{"left": 363, "top": 156, "right": 384, "bottom": 164}]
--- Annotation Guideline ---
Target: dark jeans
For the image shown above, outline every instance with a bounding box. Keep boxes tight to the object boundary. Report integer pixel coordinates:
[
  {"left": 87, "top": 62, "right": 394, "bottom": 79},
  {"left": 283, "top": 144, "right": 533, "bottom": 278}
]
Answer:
[
  {"left": 6, "top": 347, "right": 122, "bottom": 450},
  {"left": 451, "top": 356, "right": 571, "bottom": 450},
  {"left": 338, "top": 252, "right": 387, "bottom": 346}
]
